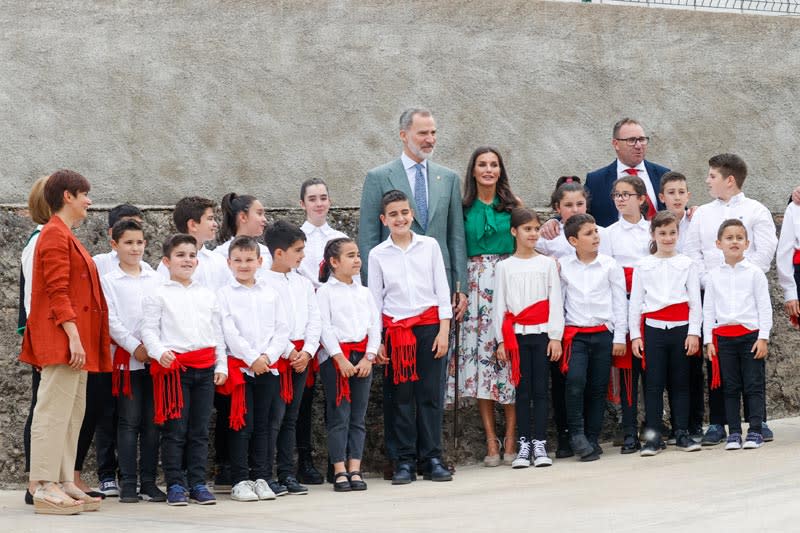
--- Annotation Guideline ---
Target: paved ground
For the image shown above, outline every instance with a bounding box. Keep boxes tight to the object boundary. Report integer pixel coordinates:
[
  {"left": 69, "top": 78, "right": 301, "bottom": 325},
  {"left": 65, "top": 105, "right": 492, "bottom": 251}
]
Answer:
[{"left": 3, "top": 417, "right": 800, "bottom": 532}]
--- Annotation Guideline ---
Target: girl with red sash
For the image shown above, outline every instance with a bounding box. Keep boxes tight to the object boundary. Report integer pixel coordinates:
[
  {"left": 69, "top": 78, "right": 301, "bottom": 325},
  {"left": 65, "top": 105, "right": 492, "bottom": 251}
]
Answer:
[
  {"left": 628, "top": 212, "right": 701, "bottom": 456},
  {"left": 599, "top": 176, "right": 651, "bottom": 454},
  {"left": 702, "top": 220, "right": 772, "bottom": 450},
  {"left": 494, "top": 208, "right": 564, "bottom": 468},
  {"left": 317, "top": 238, "right": 381, "bottom": 492}
]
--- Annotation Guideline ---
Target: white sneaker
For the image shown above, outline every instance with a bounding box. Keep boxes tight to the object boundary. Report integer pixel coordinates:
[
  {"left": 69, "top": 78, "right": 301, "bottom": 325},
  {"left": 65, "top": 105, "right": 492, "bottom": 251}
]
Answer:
[
  {"left": 511, "top": 437, "right": 531, "bottom": 469},
  {"left": 231, "top": 481, "right": 259, "bottom": 502},
  {"left": 532, "top": 440, "right": 553, "bottom": 467},
  {"left": 253, "top": 478, "right": 276, "bottom": 500}
]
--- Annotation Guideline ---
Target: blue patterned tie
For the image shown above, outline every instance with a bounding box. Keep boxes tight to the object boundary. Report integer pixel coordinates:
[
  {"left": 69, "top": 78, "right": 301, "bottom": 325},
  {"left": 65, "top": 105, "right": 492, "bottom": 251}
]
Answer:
[{"left": 414, "top": 163, "right": 428, "bottom": 231}]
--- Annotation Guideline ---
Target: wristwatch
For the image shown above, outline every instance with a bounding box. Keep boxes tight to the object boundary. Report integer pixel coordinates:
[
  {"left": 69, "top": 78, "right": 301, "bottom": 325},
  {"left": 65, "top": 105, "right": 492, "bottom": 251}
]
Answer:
[{"left": 366, "top": 353, "right": 376, "bottom": 362}]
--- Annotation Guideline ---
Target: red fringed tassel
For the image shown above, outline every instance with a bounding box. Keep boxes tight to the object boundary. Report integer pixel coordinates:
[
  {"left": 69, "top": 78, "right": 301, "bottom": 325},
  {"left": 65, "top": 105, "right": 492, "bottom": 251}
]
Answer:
[
  {"left": 710, "top": 355, "right": 721, "bottom": 390},
  {"left": 112, "top": 347, "right": 133, "bottom": 398},
  {"left": 331, "top": 358, "right": 351, "bottom": 406},
  {"left": 270, "top": 358, "right": 294, "bottom": 404},
  {"left": 229, "top": 384, "right": 246, "bottom": 431},
  {"left": 502, "top": 312, "right": 521, "bottom": 387},
  {"left": 151, "top": 365, "right": 184, "bottom": 425}
]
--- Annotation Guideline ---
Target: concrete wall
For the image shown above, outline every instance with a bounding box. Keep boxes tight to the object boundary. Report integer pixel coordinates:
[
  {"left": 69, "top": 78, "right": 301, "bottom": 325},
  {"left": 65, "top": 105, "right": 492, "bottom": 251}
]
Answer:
[{"left": 1, "top": 1, "right": 799, "bottom": 210}]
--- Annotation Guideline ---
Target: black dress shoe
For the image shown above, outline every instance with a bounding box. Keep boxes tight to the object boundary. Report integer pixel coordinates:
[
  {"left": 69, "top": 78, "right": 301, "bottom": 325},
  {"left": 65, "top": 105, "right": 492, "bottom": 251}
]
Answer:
[
  {"left": 333, "top": 472, "right": 351, "bottom": 492},
  {"left": 348, "top": 471, "right": 367, "bottom": 491},
  {"left": 25, "top": 489, "right": 33, "bottom": 505},
  {"left": 423, "top": 458, "right": 452, "bottom": 482},
  {"left": 296, "top": 456, "right": 324, "bottom": 485},
  {"left": 391, "top": 463, "right": 416, "bottom": 485}
]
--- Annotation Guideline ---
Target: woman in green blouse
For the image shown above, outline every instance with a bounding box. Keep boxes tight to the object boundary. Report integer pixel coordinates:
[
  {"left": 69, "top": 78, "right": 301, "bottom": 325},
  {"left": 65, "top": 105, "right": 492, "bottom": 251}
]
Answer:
[{"left": 446, "top": 147, "right": 521, "bottom": 466}]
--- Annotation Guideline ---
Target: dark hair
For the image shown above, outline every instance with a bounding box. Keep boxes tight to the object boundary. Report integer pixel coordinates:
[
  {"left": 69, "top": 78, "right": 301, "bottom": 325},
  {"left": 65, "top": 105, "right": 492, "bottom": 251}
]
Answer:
[
  {"left": 399, "top": 108, "right": 432, "bottom": 131},
  {"left": 300, "top": 178, "right": 329, "bottom": 201},
  {"left": 509, "top": 207, "right": 540, "bottom": 229},
  {"left": 111, "top": 218, "right": 144, "bottom": 243},
  {"left": 162, "top": 233, "right": 197, "bottom": 258},
  {"left": 108, "top": 203, "right": 143, "bottom": 229},
  {"left": 613, "top": 176, "right": 649, "bottom": 218},
  {"left": 550, "top": 176, "right": 589, "bottom": 210},
  {"left": 264, "top": 219, "right": 306, "bottom": 258},
  {"left": 708, "top": 153, "right": 747, "bottom": 189},
  {"left": 612, "top": 117, "right": 642, "bottom": 138},
  {"left": 381, "top": 189, "right": 409, "bottom": 213},
  {"left": 173, "top": 196, "right": 216, "bottom": 234},
  {"left": 319, "top": 237, "right": 355, "bottom": 283},
  {"left": 28, "top": 175, "right": 51, "bottom": 224},
  {"left": 43, "top": 169, "right": 91, "bottom": 212},
  {"left": 229, "top": 235, "right": 260, "bottom": 257},
  {"left": 564, "top": 213, "right": 596, "bottom": 241},
  {"left": 462, "top": 146, "right": 520, "bottom": 212},
  {"left": 659, "top": 171, "right": 688, "bottom": 193},
  {"left": 648, "top": 210, "right": 678, "bottom": 254},
  {"left": 220, "top": 192, "right": 259, "bottom": 242},
  {"left": 717, "top": 218, "right": 748, "bottom": 241}
]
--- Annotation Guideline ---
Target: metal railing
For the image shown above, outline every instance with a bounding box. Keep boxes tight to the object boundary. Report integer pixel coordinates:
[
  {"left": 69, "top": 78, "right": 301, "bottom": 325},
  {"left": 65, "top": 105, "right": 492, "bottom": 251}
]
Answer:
[{"left": 574, "top": 0, "right": 800, "bottom": 15}]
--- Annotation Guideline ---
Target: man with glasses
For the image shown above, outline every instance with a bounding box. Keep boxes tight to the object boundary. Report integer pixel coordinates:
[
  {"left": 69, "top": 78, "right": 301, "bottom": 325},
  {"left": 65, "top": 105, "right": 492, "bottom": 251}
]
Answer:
[{"left": 586, "top": 118, "right": 670, "bottom": 227}]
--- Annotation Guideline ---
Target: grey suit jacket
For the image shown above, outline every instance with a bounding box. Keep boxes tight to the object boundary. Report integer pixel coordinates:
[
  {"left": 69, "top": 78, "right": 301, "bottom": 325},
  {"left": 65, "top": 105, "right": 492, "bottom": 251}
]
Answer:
[{"left": 358, "top": 158, "right": 467, "bottom": 293}]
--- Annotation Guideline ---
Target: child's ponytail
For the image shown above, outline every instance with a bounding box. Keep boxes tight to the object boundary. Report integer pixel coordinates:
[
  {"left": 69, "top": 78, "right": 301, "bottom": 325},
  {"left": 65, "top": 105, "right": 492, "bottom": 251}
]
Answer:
[
  {"left": 319, "top": 237, "right": 354, "bottom": 284},
  {"left": 648, "top": 210, "right": 678, "bottom": 254},
  {"left": 219, "top": 192, "right": 257, "bottom": 243}
]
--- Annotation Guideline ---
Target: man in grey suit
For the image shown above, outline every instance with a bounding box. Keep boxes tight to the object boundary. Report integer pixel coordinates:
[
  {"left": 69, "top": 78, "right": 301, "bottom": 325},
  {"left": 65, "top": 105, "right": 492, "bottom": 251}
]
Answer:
[{"left": 358, "top": 108, "right": 467, "bottom": 478}]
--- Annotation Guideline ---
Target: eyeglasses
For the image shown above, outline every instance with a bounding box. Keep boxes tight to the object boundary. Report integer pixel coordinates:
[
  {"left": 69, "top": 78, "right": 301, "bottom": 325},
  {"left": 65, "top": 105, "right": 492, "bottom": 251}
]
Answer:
[
  {"left": 615, "top": 136, "right": 650, "bottom": 146},
  {"left": 611, "top": 192, "right": 639, "bottom": 200}
]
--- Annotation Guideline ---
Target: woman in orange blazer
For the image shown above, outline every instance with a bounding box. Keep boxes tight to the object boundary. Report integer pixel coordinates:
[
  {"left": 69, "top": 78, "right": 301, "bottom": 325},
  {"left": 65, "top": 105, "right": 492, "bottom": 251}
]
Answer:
[{"left": 20, "top": 169, "right": 111, "bottom": 515}]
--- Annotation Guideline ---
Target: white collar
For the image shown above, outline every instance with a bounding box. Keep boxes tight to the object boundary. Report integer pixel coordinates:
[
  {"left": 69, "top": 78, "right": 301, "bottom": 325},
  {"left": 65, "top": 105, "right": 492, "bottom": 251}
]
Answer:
[{"left": 401, "top": 152, "right": 427, "bottom": 172}]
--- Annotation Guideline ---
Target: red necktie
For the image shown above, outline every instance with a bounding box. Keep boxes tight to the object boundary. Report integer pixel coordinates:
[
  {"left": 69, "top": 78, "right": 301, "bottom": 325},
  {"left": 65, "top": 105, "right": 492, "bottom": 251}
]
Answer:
[{"left": 623, "top": 168, "right": 656, "bottom": 220}]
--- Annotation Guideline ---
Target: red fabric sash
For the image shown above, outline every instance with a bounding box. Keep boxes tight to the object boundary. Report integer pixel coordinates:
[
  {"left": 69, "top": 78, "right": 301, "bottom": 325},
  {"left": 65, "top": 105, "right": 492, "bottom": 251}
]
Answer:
[
  {"left": 639, "top": 302, "right": 691, "bottom": 370},
  {"left": 112, "top": 346, "right": 133, "bottom": 398},
  {"left": 623, "top": 266, "right": 634, "bottom": 294},
  {"left": 560, "top": 325, "right": 609, "bottom": 374},
  {"left": 710, "top": 325, "right": 758, "bottom": 390},
  {"left": 382, "top": 306, "right": 440, "bottom": 385},
  {"left": 501, "top": 300, "right": 550, "bottom": 387},
  {"left": 793, "top": 249, "right": 800, "bottom": 265},
  {"left": 332, "top": 338, "right": 368, "bottom": 406},
  {"left": 216, "top": 356, "right": 249, "bottom": 430},
  {"left": 270, "top": 357, "right": 294, "bottom": 404},
  {"left": 150, "top": 347, "right": 216, "bottom": 425}
]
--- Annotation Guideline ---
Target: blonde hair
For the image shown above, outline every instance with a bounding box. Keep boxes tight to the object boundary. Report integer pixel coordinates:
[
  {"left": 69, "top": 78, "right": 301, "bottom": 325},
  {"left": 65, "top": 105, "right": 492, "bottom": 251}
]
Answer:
[{"left": 28, "top": 175, "right": 51, "bottom": 224}]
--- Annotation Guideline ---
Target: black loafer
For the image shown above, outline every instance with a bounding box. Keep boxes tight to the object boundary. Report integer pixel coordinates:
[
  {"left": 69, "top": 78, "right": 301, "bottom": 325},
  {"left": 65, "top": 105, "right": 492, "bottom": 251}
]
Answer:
[
  {"left": 391, "top": 463, "right": 416, "bottom": 485},
  {"left": 333, "top": 472, "right": 351, "bottom": 492},
  {"left": 348, "top": 471, "right": 367, "bottom": 491},
  {"left": 423, "top": 458, "right": 452, "bottom": 482}
]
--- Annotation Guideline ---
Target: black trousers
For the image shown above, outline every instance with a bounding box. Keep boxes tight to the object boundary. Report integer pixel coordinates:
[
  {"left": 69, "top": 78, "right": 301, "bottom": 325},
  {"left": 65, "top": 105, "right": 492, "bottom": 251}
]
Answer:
[
  {"left": 76, "top": 372, "right": 118, "bottom": 482},
  {"left": 565, "top": 330, "right": 612, "bottom": 443},
  {"left": 387, "top": 324, "right": 444, "bottom": 463},
  {"left": 514, "top": 333, "right": 550, "bottom": 442},
  {"left": 24, "top": 368, "right": 41, "bottom": 473},
  {"left": 296, "top": 372, "right": 316, "bottom": 457},
  {"left": 550, "top": 360, "right": 568, "bottom": 435},
  {"left": 717, "top": 332, "right": 765, "bottom": 435},
  {"left": 319, "top": 353, "right": 372, "bottom": 463},
  {"left": 117, "top": 368, "right": 159, "bottom": 488},
  {"left": 276, "top": 365, "right": 310, "bottom": 479},
  {"left": 643, "top": 325, "right": 691, "bottom": 435},
  {"left": 213, "top": 392, "right": 231, "bottom": 469},
  {"left": 620, "top": 353, "right": 645, "bottom": 436}
]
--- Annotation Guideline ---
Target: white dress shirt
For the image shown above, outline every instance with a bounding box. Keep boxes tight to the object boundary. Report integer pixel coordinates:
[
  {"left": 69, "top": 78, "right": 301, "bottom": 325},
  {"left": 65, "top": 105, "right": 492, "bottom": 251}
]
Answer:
[
  {"left": 368, "top": 232, "right": 453, "bottom": 321},
  {"left": 401, "top": 152, "right": 428, "bottom": 205},
  {"left": 101, "top": 263, "right": 163, "bottom": 371},
  {"left": 776, "top": 202, "right": 800, "bottom": 302},
  {"left": 676, "top": 213, "right": 691, "bottom": 254},
  {"left": 599, "top": 217, "right": 651, "bottom": 268},
  {"left": 261, "top": 269, "right": 321, "bottom": 357},
  {"left": 217, "top": 279, "right": 290, "bottom": 376},
  {"left": 94, "top": 250, "right": 155, "bottom": 277},
  {"left": 559, "top": 252, "right": 628, "bottom": 344},
  {"left": 628, "top": 254, "right": 701, "bottom": 340},
  {"left": 299, "top": 221, "right": 357, "bottom": 289},
  {"left": 157, "top": 244, "right": 233, "bottom": 290},
  {"left": 493, "top": 255, "right": 564, "bottom": 341},
  {"left": 214, "top": 238, "right": 273, "bottom": 274},
  {"left": 535, "top": 222, "right": 574, "bottom": 259},
  {"left": 316, "top": 276, "right": 382, "bottom": 364},
  {"left": 702, "top": 259, "right": 772, "bottom": 341},
  {"left": 616, "top": 160, "right": 657, "bottom": 211},
  {"left": 684, "top": 192, "right": 777, "bottom": 288},
  {"left": 21, "top": 225, "right": 43, "bottom": 317},
  {"left": 141, "top": 280, "right": 227, "bottom": 375}
]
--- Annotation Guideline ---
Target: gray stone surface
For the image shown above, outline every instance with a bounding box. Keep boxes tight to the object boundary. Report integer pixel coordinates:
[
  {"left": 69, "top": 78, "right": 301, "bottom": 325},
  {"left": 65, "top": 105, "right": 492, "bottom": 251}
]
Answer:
[{"left": 0, "top": 1, "right": 798, "bottom": 210}]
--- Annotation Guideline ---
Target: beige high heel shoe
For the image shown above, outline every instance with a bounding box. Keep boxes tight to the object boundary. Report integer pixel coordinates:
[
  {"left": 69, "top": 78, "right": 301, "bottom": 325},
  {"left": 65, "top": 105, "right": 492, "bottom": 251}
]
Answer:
[
  {"left": 483, "top": 437, "right": 501, "bottom": 467},
  {"left": 502, "top": 436, "right": 517, "bottom": 465},
  {"left": 32, "top": 483, "right": 83, "bottom": 515},
  {"left": 62, "top": 483, "right": 102, "bottom": 511}
]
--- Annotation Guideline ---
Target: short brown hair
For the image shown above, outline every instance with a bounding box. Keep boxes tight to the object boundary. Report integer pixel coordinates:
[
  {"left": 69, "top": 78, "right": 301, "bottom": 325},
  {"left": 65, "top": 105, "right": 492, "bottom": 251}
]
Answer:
[
  {"left": 27, "top": 175, "right": 51, "bottom": 224},
  {"left": 173, "top": 196, "right": 216, "bottom": 234},
  {"left": 659, "top": 171, "right": 688, "bottom": 193},
  {"left": 162, "top": 233, "right": 197, "bottom": 258},
  {"left": 612, "top": 118, "right": 641, "bottom": 138},
  {"left": 709, "top": 153, "right": 747, "bottom": 189},
  {"left": 43, "top": 169, "right": 90, "bottom": 212},
  {"left": 717, "top": 218, "right": 747, "bottom": 241}
]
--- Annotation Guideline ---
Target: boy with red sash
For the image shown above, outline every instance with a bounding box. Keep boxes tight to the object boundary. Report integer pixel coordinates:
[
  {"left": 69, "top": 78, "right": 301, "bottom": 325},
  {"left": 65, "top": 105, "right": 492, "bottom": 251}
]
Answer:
[
  {"left": 559, "top": 214, "right": 627, "bottom": 462},
  {"left": 263, "top": 220, "right": 322, "bottom": 495},
  {"left": 685, "top": 154, "right": 777, "bottom": 445},
  {"left": 494, "top": 208, "right": 564, "bottom": 469},
  {"left": 100, "top": 219, "right": 164, "bottom": 503},
  {"left": 628, "top": 211, "right": 702, "bottom": 456},
  {"left": 141, "top": 234, "right": 228, "bottom": 506},
  {"left": 703, "top": 219, "right": 772, "bottom": 450},
  {"left": 367, "top": 190, "right": 453, "bottom": 484},
  {"left": 216, "top": 236, "right": 289, "bottom": 502}
]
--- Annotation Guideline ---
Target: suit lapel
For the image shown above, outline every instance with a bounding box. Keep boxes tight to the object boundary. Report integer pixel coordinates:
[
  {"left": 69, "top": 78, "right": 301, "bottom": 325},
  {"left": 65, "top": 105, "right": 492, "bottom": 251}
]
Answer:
[{"left": 426, "top": 162, "right": 443, "bottom": 224}]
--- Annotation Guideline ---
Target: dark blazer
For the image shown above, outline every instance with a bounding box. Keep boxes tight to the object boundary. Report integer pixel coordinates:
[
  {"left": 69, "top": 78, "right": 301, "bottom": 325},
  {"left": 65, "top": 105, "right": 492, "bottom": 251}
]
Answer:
[
  {"left": 585, "top": 159, "right": 670, "bottom": 227},
  {"left": 358, "top": 158, "right": 467, "bottom": 292},
  {"left": 19, "top": 215, "right": 111, "bottom": 372}
]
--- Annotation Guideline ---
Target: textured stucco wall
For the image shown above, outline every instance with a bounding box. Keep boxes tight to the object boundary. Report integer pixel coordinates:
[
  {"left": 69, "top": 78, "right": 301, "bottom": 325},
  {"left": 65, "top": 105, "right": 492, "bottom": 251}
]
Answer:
[{"left": 1, "top": 1, "right": 798, "bottom": 210}]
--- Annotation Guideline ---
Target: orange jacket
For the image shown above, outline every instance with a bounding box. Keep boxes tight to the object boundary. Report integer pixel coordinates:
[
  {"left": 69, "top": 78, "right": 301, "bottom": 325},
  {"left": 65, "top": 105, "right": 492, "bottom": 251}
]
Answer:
[{"left": 19, "top": 216, "right": 111, "bottom": 372}]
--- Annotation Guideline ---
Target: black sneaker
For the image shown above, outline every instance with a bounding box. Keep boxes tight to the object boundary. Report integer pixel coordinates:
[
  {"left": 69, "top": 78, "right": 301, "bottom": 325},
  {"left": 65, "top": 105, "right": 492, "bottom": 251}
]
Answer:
[
  {"left": 761, "top": 423, "right": 774, "bottom": 442},
  {"left": 620, "top": 434, "right": 640, "bottom": 454},
  {"left": 640, "top": 441, "right": 660, "bottom": 457},
  {"left": 701, "top": 424, "right": 727, "bottom": 446},
  {"left": 267, "top": 479, "right": 288, "bottom": 497},
  {"left": 139, "top": 483, "right": 167, "bottom": 503},
  {"left": 297, "top": 455, "right": 324, "bottom": 485},
  {"left": 555, "top": 431, "right": 574, "bottom": 459},
  {"left": 119, "top": 485, "right": 139, "bottom": 503},
  {"left": 676, "top": 431, "right": 701, "bottom": 452},
  {"left": 280, "top": 475, "right": 308, "bottom": 495}
]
